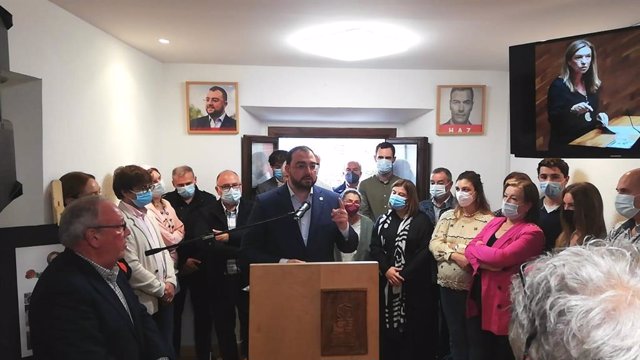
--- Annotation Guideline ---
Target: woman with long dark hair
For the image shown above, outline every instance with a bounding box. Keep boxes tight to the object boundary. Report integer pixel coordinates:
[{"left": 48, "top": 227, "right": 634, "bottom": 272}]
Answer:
[
  {"left": 429, "top": 171, "right": 494, "bottom": 360},
  {"left": 370, "top": 179, "right": 437, "bottom": 360},
  {"left": 555, "top": 182, "right": 606, "bottom": 247}
]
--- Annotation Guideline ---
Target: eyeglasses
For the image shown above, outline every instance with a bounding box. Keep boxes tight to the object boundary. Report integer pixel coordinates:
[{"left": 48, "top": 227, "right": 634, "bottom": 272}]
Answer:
[
  {"left": 218, "top": 183, "right": 241, "bottom": 191},
  {"left": 132, "top": 184, "right": 154, "bottom": 193},
  {"left": 518, "top": 261, "right": 537, "bottom": 360},
  {"left": 89, "top": 223, "right": 127, "bottom": 232},
  {"left": 293, "top": 162, "right": 319, "bottom": 171}
]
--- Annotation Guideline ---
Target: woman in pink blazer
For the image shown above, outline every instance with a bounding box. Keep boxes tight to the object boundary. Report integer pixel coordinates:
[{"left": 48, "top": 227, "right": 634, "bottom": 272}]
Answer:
[{"left": 465, "top": 179, "right": 544, "bottom": 360}]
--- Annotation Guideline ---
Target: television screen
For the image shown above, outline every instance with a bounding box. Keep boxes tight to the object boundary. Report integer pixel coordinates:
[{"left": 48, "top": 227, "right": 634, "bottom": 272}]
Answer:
[{"left": 510, "top": 26, "right": 640, "bottom": 158}]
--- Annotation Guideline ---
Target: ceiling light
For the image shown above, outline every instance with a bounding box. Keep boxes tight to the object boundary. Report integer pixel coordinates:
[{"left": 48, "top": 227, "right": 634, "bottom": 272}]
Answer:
[
  {"left": 287, "top": 21, "right": 419, "bottom": 61},
  {"left": 158, "top": 38, "right": 170, "bottom": 45}
]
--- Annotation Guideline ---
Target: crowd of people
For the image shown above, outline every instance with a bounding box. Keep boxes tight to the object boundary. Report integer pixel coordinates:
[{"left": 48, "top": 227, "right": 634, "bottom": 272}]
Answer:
[{"left": 27, "top": 142, "right": 640, "bottom": 360}]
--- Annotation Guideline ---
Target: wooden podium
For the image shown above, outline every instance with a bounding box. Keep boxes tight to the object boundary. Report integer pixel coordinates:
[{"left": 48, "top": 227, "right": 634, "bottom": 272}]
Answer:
[{"left": 249, "top": 262, "right": 379, "bottom": 360}]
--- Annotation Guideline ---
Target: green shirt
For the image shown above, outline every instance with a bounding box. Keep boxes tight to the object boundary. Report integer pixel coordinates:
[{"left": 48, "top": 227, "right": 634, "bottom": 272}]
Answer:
[{"left": 357, "top": 174, "right": 401, "bottom": 221}]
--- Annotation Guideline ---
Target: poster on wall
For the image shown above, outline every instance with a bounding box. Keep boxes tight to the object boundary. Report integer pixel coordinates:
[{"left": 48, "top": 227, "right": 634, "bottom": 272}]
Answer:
[
  {"left": 436, "top": 85, "right": 486, "bottom": 136},
  {"left": 15, "top": 244, "right": 64, "bottom": 358},
  {"left": 186, "top": 81, "right": 239, "bottom": 134}
]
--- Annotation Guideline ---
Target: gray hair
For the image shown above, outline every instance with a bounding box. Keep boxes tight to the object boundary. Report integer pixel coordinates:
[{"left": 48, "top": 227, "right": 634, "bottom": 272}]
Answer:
[
  {"left": 58, "top": 196, "right": 105, "bottom": 248},
  {"left": 171, "top": 165, "right": 194, "bottom": 178},
  {"left": 510, "top": 241, "right": 640, "bottom": 360}
]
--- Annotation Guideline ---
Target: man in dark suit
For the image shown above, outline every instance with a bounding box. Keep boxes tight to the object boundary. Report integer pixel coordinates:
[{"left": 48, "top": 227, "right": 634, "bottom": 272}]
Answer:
[
  {"left": 29, "top": 196, "right": 171, "bottom": 360},
  {"left": 190, "top": 86, "right": 237, "bottom": 130},
  {"left": 255, "top": 149, "right": 287, "bottom": 195},
  {"left": 203, "top": 170, "right": 253, "bottom": 360},
  {"left": 242, "top": 146, "right": 358, "bottom": 264},
  {"left": 163, "top": 165, "right": 217, "bottom": 360}
]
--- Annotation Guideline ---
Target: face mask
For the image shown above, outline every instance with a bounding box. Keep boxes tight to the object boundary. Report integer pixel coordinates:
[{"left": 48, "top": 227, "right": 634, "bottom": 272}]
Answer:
[
  {"left": 221, "top": 188, "right": 242, "bottom": 204},
  {"left": 615, "top": 194, "right": 640, "bottom": 218},
  {"left": 501, "top": 200, "right": 520, "bottom": 220},
  {"left": 376, "top": 159, "right": 393, "bottom": 174},
  {"left": 273, "top": 168, "right": 284, "bottom": 182},
  {"left": 151, "top": 182, "right": 165, "bottom": 197},
  {"left": 430, "top": 184, "right": 447, "bottom": 199},
  {"left": 344, "top": 203, "right": 360, "bottom": 215},
  {"left": 132, "top": 190, "right": 152, "bottom": 208},
  {"left": 539, "top": 181, "right": 563, "bottom": 198},
  {"left": 456, "top": 191, "right": 475, "bottom": 207},
  {"left": 562, "top": 209, "right": 575, "bottom": 228},
  {"left": 177, "top": 183, "right": 196, "bottom": 199},
  {"left": 388, "top": 194, "right": 407, "bottom": 210},
  {"left": 345, "top": 171, "right": 360, "bottom": 185}
]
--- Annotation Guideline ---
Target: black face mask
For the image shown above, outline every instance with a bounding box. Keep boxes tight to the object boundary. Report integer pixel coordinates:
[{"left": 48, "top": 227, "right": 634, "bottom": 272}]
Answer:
[{"left": 562, "top": 209, "right": 575, "bottom": 228}]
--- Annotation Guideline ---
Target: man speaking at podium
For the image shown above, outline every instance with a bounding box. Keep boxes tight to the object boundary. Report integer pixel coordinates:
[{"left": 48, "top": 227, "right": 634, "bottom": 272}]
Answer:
[{"left": 242, "top": 146, "right": 358, "bottom": 264}]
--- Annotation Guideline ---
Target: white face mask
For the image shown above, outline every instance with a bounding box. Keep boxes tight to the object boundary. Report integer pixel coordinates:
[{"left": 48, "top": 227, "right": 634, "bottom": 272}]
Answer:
[
  {"left": 430, "top": 184, "right": 447, "bottom": 199},
  {"left": 615, "top": 194, "right": 640, "bottom": 218},
  {"left": 501, "top": 200, "right": 520, "bottom": 220},
  {"left": 456, "top": 191, "right": 474, "bottom": 207}
]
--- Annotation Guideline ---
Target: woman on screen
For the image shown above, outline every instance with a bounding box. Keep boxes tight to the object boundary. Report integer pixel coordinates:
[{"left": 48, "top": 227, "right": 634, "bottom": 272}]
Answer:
[{"left": 547, "top": 39, "right": 608, "bottom": 151}]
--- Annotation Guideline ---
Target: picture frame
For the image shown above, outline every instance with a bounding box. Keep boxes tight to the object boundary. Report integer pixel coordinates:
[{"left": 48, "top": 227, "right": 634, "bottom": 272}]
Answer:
[
  {"left": 0, "top": 224, "right": 60, "bottom": 359},
  {"left": 436, "top": 85, "right": 486, "bottom": 136},
  {"left": 186, "top": 81, "right": 239, "bottom": 134}
]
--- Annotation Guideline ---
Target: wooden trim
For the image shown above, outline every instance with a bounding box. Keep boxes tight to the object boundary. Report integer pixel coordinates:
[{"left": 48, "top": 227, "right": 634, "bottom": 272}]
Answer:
[{"left": 268, "top": 127, "right": 396, "bottom": 138}]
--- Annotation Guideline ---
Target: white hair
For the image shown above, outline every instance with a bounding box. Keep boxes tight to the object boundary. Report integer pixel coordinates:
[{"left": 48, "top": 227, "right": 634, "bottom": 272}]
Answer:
[{"left": 510, "top": 241, "right": 640, "bottom": 360}]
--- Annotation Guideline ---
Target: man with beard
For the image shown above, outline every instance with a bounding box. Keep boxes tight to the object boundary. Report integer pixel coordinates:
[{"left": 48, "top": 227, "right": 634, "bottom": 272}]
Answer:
[
  {"left": 241, "top": 146, "right": 358, "bottom": 263},
  {"left": 190, "top": 86, "right": 237, "bottom": 130}
]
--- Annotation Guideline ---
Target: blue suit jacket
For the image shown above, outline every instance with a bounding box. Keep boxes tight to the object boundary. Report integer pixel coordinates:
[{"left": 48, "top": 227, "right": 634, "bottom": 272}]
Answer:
[
  {"left": 29, "top": 249, "right": 170, "bottom": 360},
  {"left": 241, "top": 184, "right": 358, "bottom": 263}
]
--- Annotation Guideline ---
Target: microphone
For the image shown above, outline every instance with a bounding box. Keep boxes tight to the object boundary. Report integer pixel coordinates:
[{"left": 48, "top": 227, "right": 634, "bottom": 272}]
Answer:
[{"left": 293, "top": 202, "right": 311, "bottom": 220}]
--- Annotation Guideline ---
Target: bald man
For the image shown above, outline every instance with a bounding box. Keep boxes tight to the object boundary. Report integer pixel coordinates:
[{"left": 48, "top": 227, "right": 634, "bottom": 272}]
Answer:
[
  {"left": 200, "top": 170, "right": 254, "bottom": 360},
  {"left": 607, "top": 168, "right": 640, "bottom": 244}
]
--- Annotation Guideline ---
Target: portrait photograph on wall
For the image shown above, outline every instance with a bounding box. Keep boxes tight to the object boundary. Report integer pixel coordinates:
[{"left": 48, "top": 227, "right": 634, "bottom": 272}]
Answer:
[
  {"left": 436, "top": 85, "right": 486, "bottom": 136},
  {"left": 186, "top": 81, "right": 239, "bottom": 134},
  {"left": 15, "top": 244, "right": 64, "bottom": 358}
]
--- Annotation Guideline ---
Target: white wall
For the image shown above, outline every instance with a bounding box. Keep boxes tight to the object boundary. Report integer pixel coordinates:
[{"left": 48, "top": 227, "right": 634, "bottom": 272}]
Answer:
[
  {"left": 1, "top": 0, "right": 636, "bottom": 233},
  {"left": 160, "top": 65, "right": 511, "bottom": 208},
  {"left": 2, "top": 0, "right": 163, "bottom": 225}
]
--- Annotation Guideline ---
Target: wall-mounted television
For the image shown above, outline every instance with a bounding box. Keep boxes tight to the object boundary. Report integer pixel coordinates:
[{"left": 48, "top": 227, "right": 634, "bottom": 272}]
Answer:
[{"left": 510, "top": 26, "right": 640, "bottom": 158}]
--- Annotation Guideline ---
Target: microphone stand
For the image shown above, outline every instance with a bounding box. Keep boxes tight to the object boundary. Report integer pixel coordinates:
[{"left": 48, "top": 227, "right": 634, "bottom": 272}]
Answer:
[{"left": 145, "top": 209, "right": 299, "bottom": 256}]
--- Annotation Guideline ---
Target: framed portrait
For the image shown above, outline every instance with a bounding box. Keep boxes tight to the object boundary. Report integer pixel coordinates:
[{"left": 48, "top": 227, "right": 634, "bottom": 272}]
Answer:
[
  {"left": 0, "top": 224, "right": 60, "bottom": 359},
  {"left": 186, "top": 81, "right": 239, "bottom": 134},
  {"left": 436, "top": 85, "right": 486, "bottom": 136}
]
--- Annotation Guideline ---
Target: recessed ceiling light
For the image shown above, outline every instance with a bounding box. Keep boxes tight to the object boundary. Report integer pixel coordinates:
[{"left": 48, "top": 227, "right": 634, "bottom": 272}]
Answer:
[
  {"left": 158, "top": 38, "right": 170, "bottom": 45},
  {"left": 287, "top": 21, "right": 420, "bottom": 61}
]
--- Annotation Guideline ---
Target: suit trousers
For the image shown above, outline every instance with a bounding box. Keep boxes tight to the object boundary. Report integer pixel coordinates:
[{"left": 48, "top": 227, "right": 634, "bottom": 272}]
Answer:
[{"left": 174, "top": 270, "right": 214, "bottom": 360}]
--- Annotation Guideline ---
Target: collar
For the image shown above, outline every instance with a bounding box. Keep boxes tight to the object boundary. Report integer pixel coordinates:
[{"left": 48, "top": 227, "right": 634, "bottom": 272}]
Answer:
[
  {"left": 121, "top": 200, "right": 147, "bottom": 219},
  {"left": 620, "top": 217, "right": 640, "bottom": 232},
  {"left": 75, "top": 251, "right": 120, "bottom": 282},
  {"left": 287, "top": 183, "right": 313, "bottom": 203},
  {"left": 432, "top": 193, "right": 452, "bottom": 208}
]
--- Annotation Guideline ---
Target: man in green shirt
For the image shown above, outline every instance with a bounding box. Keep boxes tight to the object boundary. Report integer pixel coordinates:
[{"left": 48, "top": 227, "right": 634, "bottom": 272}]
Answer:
[{"left": 358, "top": 142, "right": 402, "bottom": 221}]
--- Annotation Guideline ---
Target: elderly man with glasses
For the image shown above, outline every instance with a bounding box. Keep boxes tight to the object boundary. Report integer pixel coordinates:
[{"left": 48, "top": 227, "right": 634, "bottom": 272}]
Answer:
[
  {"left": 29, "top": 196, "right": 171, "bottom": 360},
  {"left": 510, "top": 242, "right": 640, "bottom": 360},
  {"left": 114, "top": 164, "right": 177, "bottom": 358}
]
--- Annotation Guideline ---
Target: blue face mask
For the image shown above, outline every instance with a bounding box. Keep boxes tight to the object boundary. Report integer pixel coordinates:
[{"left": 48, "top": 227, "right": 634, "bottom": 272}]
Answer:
[
  {"left": 388, "top": 193, "right": 407, "bottom": 210},
  {"left": 539, "top": 181, "right": 563, "bottom": 198},
  {"left": 132, "top": 189, "right": 152, "bottom": 208},
  {"left": 221, "top": 188, "right": 242, "bottom": 204},
  {"left": 177, "top": 183, "right": 196, "bottom": 199},
  {"left": 376, "top": 159, "right": 393, "bottom": 174},
  {"left": 273, "top": 168, "right": 284, "bottom": 182},
  {"left": 345, "top": 171, "right": 360, "bottom": 185}
]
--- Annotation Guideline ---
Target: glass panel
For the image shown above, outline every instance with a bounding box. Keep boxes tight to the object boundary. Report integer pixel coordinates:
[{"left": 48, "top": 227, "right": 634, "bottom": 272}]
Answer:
[
  {"left": 251, "top": 142, "right": 275, "bottom": 188},
  {"left": 392, "top": 143, "right": 417, "bottom": 184},
  {"left": 278, "top": 138, "right": 384, "bottom": 190}
]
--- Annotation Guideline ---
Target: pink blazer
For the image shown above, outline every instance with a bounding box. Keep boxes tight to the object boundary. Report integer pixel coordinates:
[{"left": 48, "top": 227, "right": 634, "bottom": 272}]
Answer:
[{"left": 464, "top": 217, "right": 544, "bottom": 335}]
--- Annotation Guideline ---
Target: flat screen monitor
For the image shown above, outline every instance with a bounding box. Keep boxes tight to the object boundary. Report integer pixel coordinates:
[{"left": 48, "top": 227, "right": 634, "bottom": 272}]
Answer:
[{"left": 510, "top": 26, "right": 640, "bottom": 158}]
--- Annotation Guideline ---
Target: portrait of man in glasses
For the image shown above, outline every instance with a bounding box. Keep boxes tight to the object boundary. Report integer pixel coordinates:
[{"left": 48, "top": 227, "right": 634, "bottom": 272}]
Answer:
[{"left": 188, "top": 83, "right": 238, "bottom": 133}]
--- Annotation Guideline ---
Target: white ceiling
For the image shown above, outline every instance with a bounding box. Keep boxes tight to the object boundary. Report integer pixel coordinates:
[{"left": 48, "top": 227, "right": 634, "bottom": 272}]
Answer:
[{"left": 49, "top": 0, "right": 639, "bottom": 70}]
